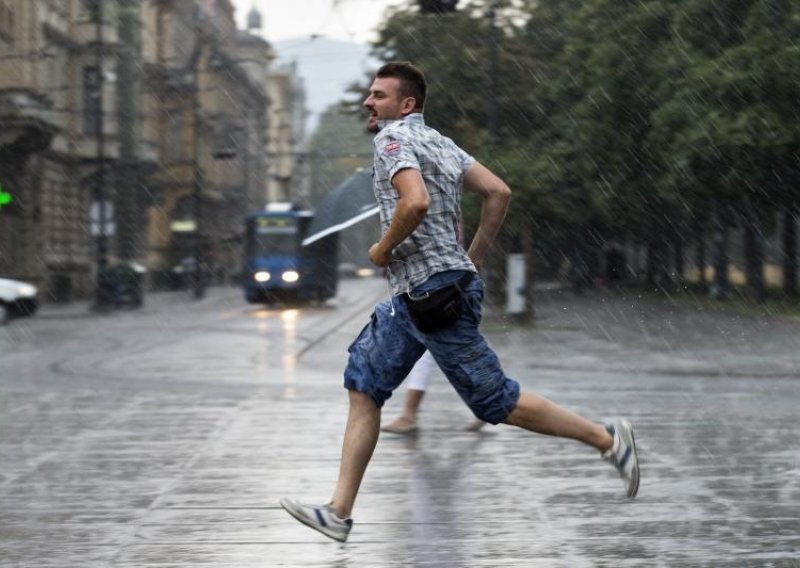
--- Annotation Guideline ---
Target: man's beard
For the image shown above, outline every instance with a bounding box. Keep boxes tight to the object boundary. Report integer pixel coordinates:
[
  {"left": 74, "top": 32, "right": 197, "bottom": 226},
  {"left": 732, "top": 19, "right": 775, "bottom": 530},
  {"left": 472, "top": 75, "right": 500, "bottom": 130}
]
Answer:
[{"left": 366, "top": 115, "right": 379, "bottom": 133}]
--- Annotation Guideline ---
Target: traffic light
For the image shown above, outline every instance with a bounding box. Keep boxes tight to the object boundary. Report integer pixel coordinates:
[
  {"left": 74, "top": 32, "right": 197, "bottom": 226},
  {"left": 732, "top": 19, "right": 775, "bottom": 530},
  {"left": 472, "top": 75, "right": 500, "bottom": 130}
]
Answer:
[
  {"left": 419, "top": 0, "right": 458, "bottom": 14},
  {"left": 0, "top": 183, "right": 13, "bottom": 211}
]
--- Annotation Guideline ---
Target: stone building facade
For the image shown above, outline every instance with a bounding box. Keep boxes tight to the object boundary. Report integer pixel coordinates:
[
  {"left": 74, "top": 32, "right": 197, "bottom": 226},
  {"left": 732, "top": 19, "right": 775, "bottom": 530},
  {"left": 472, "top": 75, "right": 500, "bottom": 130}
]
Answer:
[
  {"left": 142, "top": 0, "right": 273, "bottom": 285},
  {"left": 1, "top": 0, "right": 97, "bottom": 300},
  {"left": 266, "top": 61, "right": 308, "bottom": 206},
  {"left": 0, "top": 0, "right": 298, "bottom": 300}
]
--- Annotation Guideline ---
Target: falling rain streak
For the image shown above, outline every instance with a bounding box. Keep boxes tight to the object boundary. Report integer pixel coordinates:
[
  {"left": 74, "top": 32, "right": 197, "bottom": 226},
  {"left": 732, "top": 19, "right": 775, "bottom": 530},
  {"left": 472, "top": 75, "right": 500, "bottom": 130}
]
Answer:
[{"left": 1, "top": 0, "right": 799, "bottom": 566}]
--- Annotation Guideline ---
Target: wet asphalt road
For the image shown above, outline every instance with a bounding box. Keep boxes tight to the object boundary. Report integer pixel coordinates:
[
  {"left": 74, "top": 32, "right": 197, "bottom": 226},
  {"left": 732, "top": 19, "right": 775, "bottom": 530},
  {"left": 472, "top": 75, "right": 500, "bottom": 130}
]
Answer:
[{"left": 1, "top": 279, "right": 799, "bottom": 567}]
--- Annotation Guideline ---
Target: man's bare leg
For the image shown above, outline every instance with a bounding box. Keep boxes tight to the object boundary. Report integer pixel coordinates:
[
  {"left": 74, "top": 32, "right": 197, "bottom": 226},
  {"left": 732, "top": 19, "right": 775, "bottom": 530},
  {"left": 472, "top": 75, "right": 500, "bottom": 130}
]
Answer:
[
  {"left": 330, "top": 389, "right": 381, "bottom": 519},
  {"left": 504, "top": 392, "right": 613, "bottom": 451}
]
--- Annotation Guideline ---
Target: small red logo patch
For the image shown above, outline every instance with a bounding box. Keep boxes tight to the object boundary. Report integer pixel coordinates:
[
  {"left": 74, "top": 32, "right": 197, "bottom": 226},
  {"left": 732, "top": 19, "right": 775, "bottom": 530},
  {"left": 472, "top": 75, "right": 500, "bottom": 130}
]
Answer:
[{"left": 384, "top": 141, "right": 401, "bottom": 155}]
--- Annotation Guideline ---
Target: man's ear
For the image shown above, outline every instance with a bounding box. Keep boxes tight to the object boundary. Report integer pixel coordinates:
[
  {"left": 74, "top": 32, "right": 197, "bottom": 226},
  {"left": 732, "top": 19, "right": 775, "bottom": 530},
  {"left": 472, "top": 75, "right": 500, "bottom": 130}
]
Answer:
[{"left": 400, "top": 96, "right": 417, "bottom": 115}]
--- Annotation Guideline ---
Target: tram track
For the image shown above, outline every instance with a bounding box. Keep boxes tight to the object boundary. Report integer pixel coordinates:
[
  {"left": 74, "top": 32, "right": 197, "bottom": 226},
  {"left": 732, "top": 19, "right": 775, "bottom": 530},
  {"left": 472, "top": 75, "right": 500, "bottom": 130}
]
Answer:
[{"left": 30, "top": 280, "right": 387, "bottom": 389}]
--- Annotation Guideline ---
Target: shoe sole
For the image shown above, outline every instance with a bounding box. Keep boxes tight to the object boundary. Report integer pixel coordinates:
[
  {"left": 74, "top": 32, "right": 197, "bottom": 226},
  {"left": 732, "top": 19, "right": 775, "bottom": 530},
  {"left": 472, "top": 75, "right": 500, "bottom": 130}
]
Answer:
[
  {"left": 279, "top": 498, "right": 349, "bottom": 543},
  {"left": 618, "top": 420, "right": 640, "bottom": 498}
]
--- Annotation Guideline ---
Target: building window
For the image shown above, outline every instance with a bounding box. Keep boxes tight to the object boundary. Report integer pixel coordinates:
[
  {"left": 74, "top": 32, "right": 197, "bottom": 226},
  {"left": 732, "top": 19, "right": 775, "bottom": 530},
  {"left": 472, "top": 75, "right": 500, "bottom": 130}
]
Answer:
[
  {"left": 165, "top": 109, "right": 184, "bottom": 161},
  {"left": 52, "top": 0, "right": 69, "bottom": 17},
  {"left": 79, "top": 0, "right": 117, "bottom": 22},
  {"left": 80, "top": 0, "right": 99, "bottom": 20},
  {"left": 0, "top": 1, "right": 15, "bottom": 46},
  {"left": 45, "top": 49, "right": 67, "bottom": 125},
  {"left": 83, "top": 66, "right": 101, "bottom": 136}
]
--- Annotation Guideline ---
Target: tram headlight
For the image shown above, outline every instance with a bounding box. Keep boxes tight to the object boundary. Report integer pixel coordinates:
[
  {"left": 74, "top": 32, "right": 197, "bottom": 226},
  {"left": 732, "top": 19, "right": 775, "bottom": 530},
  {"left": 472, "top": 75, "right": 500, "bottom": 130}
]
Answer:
[
  {"left": 254, "top": 271, "right": 271, "bottom": 283},
  {"left": 281, "top": 270, "right": 300, "bottom": 283}
]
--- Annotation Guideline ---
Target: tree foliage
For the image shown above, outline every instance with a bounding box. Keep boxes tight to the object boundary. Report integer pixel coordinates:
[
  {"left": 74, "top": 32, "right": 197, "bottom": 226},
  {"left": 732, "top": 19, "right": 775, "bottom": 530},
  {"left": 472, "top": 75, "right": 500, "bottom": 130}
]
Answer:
[
  {"left": 359, "top": 0, "right": 800, "bottom": 292},
  {"left": 307, "top": 103, "right": 374, "bottom": 206}
]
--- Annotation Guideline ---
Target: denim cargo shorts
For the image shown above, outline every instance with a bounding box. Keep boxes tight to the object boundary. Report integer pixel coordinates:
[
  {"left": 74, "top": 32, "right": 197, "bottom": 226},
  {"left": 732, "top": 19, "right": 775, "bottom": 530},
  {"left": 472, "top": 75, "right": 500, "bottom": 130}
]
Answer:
[{"left": 343, "top": 271, "right": 521, "bottom": 424}]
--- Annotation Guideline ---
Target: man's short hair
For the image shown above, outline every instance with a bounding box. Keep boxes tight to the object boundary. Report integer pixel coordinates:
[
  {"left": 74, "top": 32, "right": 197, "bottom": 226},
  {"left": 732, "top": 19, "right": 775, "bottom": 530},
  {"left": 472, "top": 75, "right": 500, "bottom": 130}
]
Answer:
[{"left": 375, "top": 61, "right": 426, "bottom": 110}]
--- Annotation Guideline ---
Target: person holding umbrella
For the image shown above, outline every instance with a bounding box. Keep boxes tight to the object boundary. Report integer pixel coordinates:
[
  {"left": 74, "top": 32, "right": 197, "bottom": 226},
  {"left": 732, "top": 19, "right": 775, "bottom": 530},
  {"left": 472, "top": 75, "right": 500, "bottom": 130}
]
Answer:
[{"left": 281, "top": 61, "right": 639, "bottom": 543}]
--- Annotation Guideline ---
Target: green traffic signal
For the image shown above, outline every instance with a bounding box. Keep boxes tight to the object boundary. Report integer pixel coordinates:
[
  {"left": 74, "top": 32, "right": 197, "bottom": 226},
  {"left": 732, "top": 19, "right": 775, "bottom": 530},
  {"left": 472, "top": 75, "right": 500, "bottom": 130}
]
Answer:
[{"left": 0, "top": 184, "right": 12, "bottom": 210}]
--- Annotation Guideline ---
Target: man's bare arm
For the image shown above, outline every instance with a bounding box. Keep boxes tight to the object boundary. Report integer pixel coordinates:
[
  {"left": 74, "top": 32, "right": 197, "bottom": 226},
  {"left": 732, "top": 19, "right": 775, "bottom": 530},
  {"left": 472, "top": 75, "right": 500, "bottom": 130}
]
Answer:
[
  {"left": 369, "top": 168, "right": 430, "bottom": 267},
  {"left": 462, "top": 162, "right": 512, "bottom": 271}
]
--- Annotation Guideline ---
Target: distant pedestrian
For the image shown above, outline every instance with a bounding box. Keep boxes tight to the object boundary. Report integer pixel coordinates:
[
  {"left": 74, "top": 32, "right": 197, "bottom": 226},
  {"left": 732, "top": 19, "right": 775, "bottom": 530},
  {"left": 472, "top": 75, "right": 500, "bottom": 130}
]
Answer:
[
  {"left": 280, "top": 61, "right": 639, "bottom": 543},
  {"left": 381, "top": 220, "right": 483, "bottom": 435},
  {"left": 380, "top": 350, "right": 484, "bottom": 434}
]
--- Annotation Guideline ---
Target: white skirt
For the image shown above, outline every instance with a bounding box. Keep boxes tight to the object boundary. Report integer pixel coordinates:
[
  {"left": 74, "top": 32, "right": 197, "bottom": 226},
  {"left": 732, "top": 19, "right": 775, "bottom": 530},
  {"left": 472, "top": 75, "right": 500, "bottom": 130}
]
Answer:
[{"left": 405, "top": 350, "right": 437, "bottom": 391}]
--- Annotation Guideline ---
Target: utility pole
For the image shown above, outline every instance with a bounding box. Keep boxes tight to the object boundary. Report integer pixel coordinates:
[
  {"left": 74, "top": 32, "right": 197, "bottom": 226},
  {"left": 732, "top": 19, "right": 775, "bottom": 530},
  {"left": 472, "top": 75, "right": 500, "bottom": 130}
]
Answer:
[
  {"left": 482, "top": 1, "right": 504, "bottom": 306},
  {"left": 486, "top": 1, "right": 531, "bottom": 320},
  {"left": 191, "top": 34, "right": 206, "bottom": 299},
  {"left": 486, "top": 1, "right": 498, "bottom": 145},
  {"left": 115, "top": 0, "right": 142, "bottom": 265},
  {"left": 91, "top": 0, "right": 109, "bottom": 309}
]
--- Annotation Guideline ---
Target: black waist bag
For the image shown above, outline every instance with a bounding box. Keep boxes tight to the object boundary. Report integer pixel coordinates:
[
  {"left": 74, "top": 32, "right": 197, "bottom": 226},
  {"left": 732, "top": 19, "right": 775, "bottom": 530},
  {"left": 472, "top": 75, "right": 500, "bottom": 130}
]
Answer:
[{"left": 403, "top": 272, "right": 474, "bottom": 333}]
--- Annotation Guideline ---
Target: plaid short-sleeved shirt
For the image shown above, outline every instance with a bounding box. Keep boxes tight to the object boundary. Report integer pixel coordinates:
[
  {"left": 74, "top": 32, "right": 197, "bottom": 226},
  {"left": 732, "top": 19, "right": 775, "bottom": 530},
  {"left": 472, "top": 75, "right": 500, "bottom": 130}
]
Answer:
[{"left": 373, "top": 113, "right": 477, "bottom": 295}]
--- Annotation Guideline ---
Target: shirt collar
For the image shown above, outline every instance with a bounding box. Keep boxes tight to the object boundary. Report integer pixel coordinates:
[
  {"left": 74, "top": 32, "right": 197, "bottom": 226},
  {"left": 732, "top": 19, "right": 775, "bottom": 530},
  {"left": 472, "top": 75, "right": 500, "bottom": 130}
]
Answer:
[{"left": 377, "top": 112, "right": 425, "bottom": 131}]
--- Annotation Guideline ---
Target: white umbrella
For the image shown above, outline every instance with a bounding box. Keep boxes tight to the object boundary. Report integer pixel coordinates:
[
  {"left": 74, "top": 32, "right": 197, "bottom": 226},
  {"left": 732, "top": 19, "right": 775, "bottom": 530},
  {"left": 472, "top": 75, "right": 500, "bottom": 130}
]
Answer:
[{"left": 302, "top": 169, "right": 379, "bottom": 246}]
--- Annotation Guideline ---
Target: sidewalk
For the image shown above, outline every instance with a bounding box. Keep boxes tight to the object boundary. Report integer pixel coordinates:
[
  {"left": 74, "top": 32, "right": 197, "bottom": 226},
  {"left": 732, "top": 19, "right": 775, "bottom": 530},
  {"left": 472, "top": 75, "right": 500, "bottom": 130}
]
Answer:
[{"left": 483, "top": 285, "right": 800, "bottom": 378}]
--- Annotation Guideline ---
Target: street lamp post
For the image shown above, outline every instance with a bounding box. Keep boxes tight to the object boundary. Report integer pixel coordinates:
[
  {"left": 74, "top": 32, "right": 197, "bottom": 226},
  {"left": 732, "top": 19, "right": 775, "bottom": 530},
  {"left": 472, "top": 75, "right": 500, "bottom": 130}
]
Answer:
[
  {"left": 91, "top": 0, "right": 109, "bottom": 309},
  {"left": 191, "top": 54, "right": 206, "bottom": 299},
  {"left": 486, "top": 1, "right": 498, "bottom": 145}
]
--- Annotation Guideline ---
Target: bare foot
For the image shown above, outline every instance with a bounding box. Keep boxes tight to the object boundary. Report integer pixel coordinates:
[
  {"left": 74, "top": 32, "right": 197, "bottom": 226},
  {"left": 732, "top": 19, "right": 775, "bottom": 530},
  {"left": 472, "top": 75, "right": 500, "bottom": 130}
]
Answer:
[
  {"left": 381, "top": 416, "right": 418, "bottom": 435},
  {"left": 465, "top": 419, "right": 486, "bottom": 432}
]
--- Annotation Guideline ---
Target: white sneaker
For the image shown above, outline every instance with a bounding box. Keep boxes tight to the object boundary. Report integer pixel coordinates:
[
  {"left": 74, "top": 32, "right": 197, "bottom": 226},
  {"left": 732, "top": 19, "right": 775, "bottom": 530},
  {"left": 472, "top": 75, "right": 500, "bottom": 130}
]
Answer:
[
  {"left": 601, "top": 419, "right": 640, "bottom": 498},
  {"left": 279, "top": 497, "right": 353, "bottom": 542}
]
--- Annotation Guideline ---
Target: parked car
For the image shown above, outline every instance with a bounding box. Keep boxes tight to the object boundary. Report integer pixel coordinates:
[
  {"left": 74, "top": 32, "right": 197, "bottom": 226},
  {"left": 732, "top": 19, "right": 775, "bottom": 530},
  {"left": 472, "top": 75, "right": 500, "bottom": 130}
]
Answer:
[
  {"left": 97, "top": 263, "right": 145, "bottom": 308},
  {"left": 0, "top": 277, "right": 38, "bottom": 324}
]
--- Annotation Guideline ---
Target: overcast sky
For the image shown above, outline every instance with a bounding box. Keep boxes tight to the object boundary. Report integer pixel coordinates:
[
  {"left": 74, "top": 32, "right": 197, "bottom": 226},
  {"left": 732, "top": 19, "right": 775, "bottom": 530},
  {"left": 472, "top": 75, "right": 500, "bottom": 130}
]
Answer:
[
  {"left": 229, "top": 0, "right": 409, "bottom": 133},
  {"left": 231, "top": 0, "right": 406, "bottom": 44}
]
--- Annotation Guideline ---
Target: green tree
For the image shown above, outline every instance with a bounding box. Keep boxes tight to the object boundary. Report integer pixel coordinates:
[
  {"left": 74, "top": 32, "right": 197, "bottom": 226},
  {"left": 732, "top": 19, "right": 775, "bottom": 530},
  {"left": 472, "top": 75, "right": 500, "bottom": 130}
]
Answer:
[
  {"left": 358, "top": 0, "right": 800, "bottom": 304},
  {"left": 307, "top": 103, "right": 373, "bottom": 206},
  {"left": 653, "top": 0, "right": 800, "bottom": 299}
]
